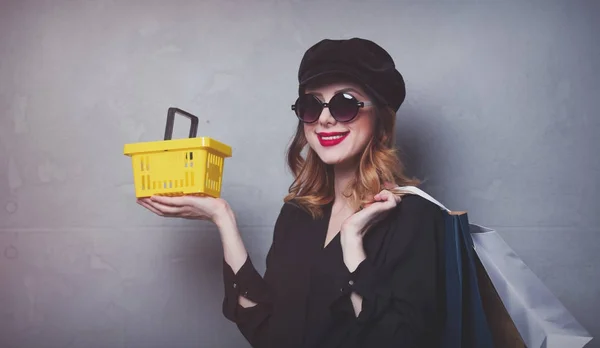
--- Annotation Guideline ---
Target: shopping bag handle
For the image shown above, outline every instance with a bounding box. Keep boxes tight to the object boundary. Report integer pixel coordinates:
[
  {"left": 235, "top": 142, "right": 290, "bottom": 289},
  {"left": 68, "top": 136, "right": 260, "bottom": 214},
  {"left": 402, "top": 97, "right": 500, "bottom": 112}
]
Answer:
[
  {"left": 394, "top": 186, "right": 451, "bottom": 212},
  {"left": 164, "top": 107, "right": 199, "bottom": 140}
]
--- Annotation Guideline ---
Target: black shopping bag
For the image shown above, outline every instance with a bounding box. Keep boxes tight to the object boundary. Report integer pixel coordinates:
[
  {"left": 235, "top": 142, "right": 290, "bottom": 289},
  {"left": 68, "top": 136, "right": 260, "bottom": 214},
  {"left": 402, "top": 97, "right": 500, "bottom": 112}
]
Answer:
[{"left": 396, "top": 186, "right": 494, "bottom": 348}]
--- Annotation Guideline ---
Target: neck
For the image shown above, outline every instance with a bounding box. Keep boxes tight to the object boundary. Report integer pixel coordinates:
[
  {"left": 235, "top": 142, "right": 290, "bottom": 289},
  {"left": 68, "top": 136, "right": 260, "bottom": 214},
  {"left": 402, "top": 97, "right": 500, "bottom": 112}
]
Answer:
[{"left": 332, "top": 158, "right": 358, "bottom": 208}]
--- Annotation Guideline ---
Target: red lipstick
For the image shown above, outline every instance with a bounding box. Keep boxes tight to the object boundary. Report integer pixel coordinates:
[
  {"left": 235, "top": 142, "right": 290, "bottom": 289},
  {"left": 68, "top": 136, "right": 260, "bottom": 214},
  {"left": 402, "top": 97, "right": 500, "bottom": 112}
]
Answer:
[{"left": 317, "top": 131, "right": 349, "bottom": 147}]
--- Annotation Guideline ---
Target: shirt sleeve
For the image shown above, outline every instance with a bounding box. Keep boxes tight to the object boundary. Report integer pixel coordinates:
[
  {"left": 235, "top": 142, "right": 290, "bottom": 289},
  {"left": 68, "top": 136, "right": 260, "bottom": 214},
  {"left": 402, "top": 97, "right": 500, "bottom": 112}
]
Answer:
[
  {"left": 222, "top": 254, "right": 272, "bottom": 347},
  {"left": 221, "top": 202, "right": 295, "bottom": 348},
  {"left": 329, "top": 196, "right": 445, "bottom": 347}
]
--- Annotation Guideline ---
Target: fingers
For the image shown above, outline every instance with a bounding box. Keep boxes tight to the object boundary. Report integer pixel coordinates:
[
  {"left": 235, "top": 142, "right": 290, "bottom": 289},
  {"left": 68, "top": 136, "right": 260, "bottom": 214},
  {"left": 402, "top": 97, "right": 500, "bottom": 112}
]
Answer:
[
  {"left": 369, "top": 190, "right": 401, "bottom": 209},
  {"left": 150, "top": 195, "right": 217, "bottom": 212},
  {"left": 137, "top": 198, "right": 166, "bottom": 216},
  {"left": 150, "top": 195, "right": 192, "bottom": 207},
  {"left": 136, "top": 195, "right": 223, "bottom": 222},
  {"left": 373, "top": 190, "right": 394, "bottom": 203},
  {"left": 137, "top": 196, "right": 189, "bottom": 216},
  {"left": 152, "top": 200, "right": 189, "bottom": 215}
]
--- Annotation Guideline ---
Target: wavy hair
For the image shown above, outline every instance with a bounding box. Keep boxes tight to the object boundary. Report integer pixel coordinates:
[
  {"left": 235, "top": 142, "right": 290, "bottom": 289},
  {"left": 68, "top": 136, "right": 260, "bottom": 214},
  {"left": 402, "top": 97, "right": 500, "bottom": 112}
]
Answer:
[{"left": 284, "top": 96, "right": 421, "bottom": 218}]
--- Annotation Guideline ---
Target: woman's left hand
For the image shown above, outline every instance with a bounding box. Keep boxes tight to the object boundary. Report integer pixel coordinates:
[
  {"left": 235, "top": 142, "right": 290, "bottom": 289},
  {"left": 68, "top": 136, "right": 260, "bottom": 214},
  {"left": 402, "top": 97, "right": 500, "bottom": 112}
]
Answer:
[
  {"left": 341, "top": 189, "right": 402, "bottom": 241},
  {"left": 339, "top": 189, "right": 401, "bottom": 273}
]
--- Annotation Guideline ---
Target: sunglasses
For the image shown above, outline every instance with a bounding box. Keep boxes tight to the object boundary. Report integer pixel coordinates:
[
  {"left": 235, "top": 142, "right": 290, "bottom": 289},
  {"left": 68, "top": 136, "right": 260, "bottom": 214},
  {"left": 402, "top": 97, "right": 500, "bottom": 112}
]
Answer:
[{"left": 291, "top": 92, "right": 372, "bottom": 123}]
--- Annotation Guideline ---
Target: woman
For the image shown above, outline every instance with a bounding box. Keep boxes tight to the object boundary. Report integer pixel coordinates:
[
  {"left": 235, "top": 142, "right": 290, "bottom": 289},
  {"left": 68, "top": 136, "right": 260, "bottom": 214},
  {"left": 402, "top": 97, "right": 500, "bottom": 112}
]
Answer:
[{"left": 137, "top": 38, "right": 445, "bottom": 348}]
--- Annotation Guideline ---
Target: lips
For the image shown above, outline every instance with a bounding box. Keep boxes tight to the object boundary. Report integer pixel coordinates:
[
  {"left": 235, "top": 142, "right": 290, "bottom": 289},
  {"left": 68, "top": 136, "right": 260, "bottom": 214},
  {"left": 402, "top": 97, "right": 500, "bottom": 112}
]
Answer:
[{"left": 317, "top": 131, "right": 349, "bottom": 147}]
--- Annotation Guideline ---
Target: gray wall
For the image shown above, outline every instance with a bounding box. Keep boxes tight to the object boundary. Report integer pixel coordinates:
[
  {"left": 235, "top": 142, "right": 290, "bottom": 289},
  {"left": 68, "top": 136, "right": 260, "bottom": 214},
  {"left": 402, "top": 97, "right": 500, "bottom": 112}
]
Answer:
[{"left": 1, "top": 0, "right": 598, "bottom": 347}]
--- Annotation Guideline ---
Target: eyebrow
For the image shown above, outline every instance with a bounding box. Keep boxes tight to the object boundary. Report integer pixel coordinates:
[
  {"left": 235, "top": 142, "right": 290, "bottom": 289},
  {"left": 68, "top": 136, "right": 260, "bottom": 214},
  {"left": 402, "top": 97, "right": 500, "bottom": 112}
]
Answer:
[{"left": 307, "top": 87, "right": 366, "bottom": 98}]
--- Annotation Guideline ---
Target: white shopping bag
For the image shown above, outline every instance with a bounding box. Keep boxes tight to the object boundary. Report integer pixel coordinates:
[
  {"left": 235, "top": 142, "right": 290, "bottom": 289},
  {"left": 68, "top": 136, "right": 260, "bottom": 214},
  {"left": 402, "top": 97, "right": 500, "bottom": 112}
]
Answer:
[{"left": 470, "top": 224, "right": 593, "bottom": 348}]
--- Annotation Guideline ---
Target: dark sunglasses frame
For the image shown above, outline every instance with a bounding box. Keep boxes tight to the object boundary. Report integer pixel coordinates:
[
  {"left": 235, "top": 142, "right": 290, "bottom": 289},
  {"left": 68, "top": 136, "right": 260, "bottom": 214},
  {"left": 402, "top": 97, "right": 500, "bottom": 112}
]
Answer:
[{"left": 291, "top": 92, "right": 373, "bottom": 123}]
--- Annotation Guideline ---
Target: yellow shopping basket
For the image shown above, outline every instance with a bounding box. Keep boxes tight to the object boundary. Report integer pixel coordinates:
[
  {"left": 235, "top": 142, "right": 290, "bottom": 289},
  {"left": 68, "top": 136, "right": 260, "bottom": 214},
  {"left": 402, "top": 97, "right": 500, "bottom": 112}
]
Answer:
[{"left": 123, "top": 107, "right": 232, "bottom": 198}]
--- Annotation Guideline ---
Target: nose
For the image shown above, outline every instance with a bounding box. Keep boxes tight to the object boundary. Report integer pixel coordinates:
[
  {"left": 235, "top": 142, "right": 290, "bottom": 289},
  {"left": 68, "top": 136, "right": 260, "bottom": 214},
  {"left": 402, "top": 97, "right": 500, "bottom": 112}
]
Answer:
[{"left": 317, "top": 105, "right": 336, "bottom": 126}]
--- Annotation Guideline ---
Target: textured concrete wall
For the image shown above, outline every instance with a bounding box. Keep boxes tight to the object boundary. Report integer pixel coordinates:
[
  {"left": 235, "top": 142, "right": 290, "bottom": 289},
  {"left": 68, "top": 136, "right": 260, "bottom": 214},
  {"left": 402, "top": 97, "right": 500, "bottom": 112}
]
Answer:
[{"left": 1, "top": 0, "right": 598, "bottom": 347}]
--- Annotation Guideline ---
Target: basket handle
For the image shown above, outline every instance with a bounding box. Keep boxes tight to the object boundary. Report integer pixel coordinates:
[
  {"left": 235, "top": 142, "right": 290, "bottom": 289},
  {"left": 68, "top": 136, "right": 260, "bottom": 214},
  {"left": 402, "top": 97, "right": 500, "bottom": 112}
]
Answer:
[{"left": 164, "top": 107, "right": 199, "bottom": 140}]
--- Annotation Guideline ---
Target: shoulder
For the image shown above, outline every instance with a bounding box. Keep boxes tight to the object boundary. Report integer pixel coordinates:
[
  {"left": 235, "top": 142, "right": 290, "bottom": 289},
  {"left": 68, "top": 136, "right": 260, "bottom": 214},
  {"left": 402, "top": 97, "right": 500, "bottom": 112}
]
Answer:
[
  {"left": 278, "top": 199, "right": 306, "bottom": 218},
  {"left": 365, "top": 194, "right": 444, "bottom": 262},
  {"left": 392, "top": 194, "right": 444, "bottom": 224},
  {"left": 273, "top": 200, "right": 310, "bottom": 227},
  {"left": 380, "top": 194, "right": 445, "bottom": 247},
  {"left": 379, "top": 194, "right": 445, "bottom": 256}
]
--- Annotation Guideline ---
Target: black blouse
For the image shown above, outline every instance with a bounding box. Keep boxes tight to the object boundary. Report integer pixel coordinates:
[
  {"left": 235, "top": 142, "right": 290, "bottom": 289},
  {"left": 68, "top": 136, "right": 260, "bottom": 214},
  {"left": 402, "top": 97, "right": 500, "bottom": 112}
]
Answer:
[{"left": 222, "top": 195, "right": 446, "bottom": 348}]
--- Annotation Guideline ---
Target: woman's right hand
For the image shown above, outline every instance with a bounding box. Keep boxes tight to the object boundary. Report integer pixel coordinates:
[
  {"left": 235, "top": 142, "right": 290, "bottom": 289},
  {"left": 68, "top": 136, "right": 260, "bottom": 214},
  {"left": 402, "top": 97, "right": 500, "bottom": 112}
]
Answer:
[{"left": 137, "top": 195, "right": 231, "bottom": 225}]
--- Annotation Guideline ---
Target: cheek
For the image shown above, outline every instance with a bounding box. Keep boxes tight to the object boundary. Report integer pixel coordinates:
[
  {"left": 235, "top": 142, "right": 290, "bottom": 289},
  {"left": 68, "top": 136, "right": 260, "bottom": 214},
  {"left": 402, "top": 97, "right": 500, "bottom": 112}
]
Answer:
[
  {"left": 303, "top": 124, "right": 316, "bottom": 141},
  {"left": 303, "top": 124, "right": 311, "bottom": 134},
  {"left": 350, "top": 116, "right": 376, "bottom": 144}
]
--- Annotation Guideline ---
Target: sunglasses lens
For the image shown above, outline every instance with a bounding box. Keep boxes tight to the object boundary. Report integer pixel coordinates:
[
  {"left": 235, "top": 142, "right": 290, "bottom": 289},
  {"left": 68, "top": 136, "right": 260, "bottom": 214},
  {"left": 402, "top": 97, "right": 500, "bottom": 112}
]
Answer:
[
  {"left": 330, "top": 93, "right": 360, "bottom": 122},
  {"left": 295, "top": 95, "right": 322, "bottom": 123}
]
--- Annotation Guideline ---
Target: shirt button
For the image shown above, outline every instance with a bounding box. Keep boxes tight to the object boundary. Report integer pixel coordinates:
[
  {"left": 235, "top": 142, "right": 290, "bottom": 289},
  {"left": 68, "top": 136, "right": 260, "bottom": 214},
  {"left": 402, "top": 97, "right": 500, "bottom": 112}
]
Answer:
[
  {"left": 233, "top": 283, "right": 237, "bottom": 289},
  {"left": 348, "top": 280, "right": 354, "bottom": 286}
]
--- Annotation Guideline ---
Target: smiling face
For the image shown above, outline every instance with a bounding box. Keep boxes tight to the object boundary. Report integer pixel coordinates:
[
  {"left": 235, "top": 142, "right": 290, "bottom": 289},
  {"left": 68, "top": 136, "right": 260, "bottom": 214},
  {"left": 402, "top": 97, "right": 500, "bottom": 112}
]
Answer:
[{"left": 302, "top": 79, "right": 377, "bottom": 167}]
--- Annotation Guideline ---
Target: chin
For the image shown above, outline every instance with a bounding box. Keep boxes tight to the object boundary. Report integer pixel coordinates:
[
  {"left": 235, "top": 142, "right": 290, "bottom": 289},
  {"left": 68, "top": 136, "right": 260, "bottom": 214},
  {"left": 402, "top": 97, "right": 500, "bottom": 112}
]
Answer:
[
  {"left": 313, "top": 148, "right": 358, "bottom": 166},
  {"left": 320, "top": 156, "right": 348, "bottom": 166}
]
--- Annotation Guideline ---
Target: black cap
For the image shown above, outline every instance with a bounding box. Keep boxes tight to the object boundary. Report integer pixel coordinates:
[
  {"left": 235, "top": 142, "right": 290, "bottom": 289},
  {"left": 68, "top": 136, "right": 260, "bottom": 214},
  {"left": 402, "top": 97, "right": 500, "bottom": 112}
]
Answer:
[{"left": 298, "top": 37, "right": 406, "bottom": 112}]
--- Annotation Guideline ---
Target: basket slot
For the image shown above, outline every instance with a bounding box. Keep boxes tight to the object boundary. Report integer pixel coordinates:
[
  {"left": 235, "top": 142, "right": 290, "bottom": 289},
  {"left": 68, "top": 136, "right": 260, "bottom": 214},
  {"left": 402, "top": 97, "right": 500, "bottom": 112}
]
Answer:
[
  {"left": 137, "top": 161, "right": 152, "bottom": 191},
  {"left": 185, "top": 151, "right": 194, "bottom": 168},
  {"left": 140, "top": 156, "right": 150, "bottom": 171}
]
